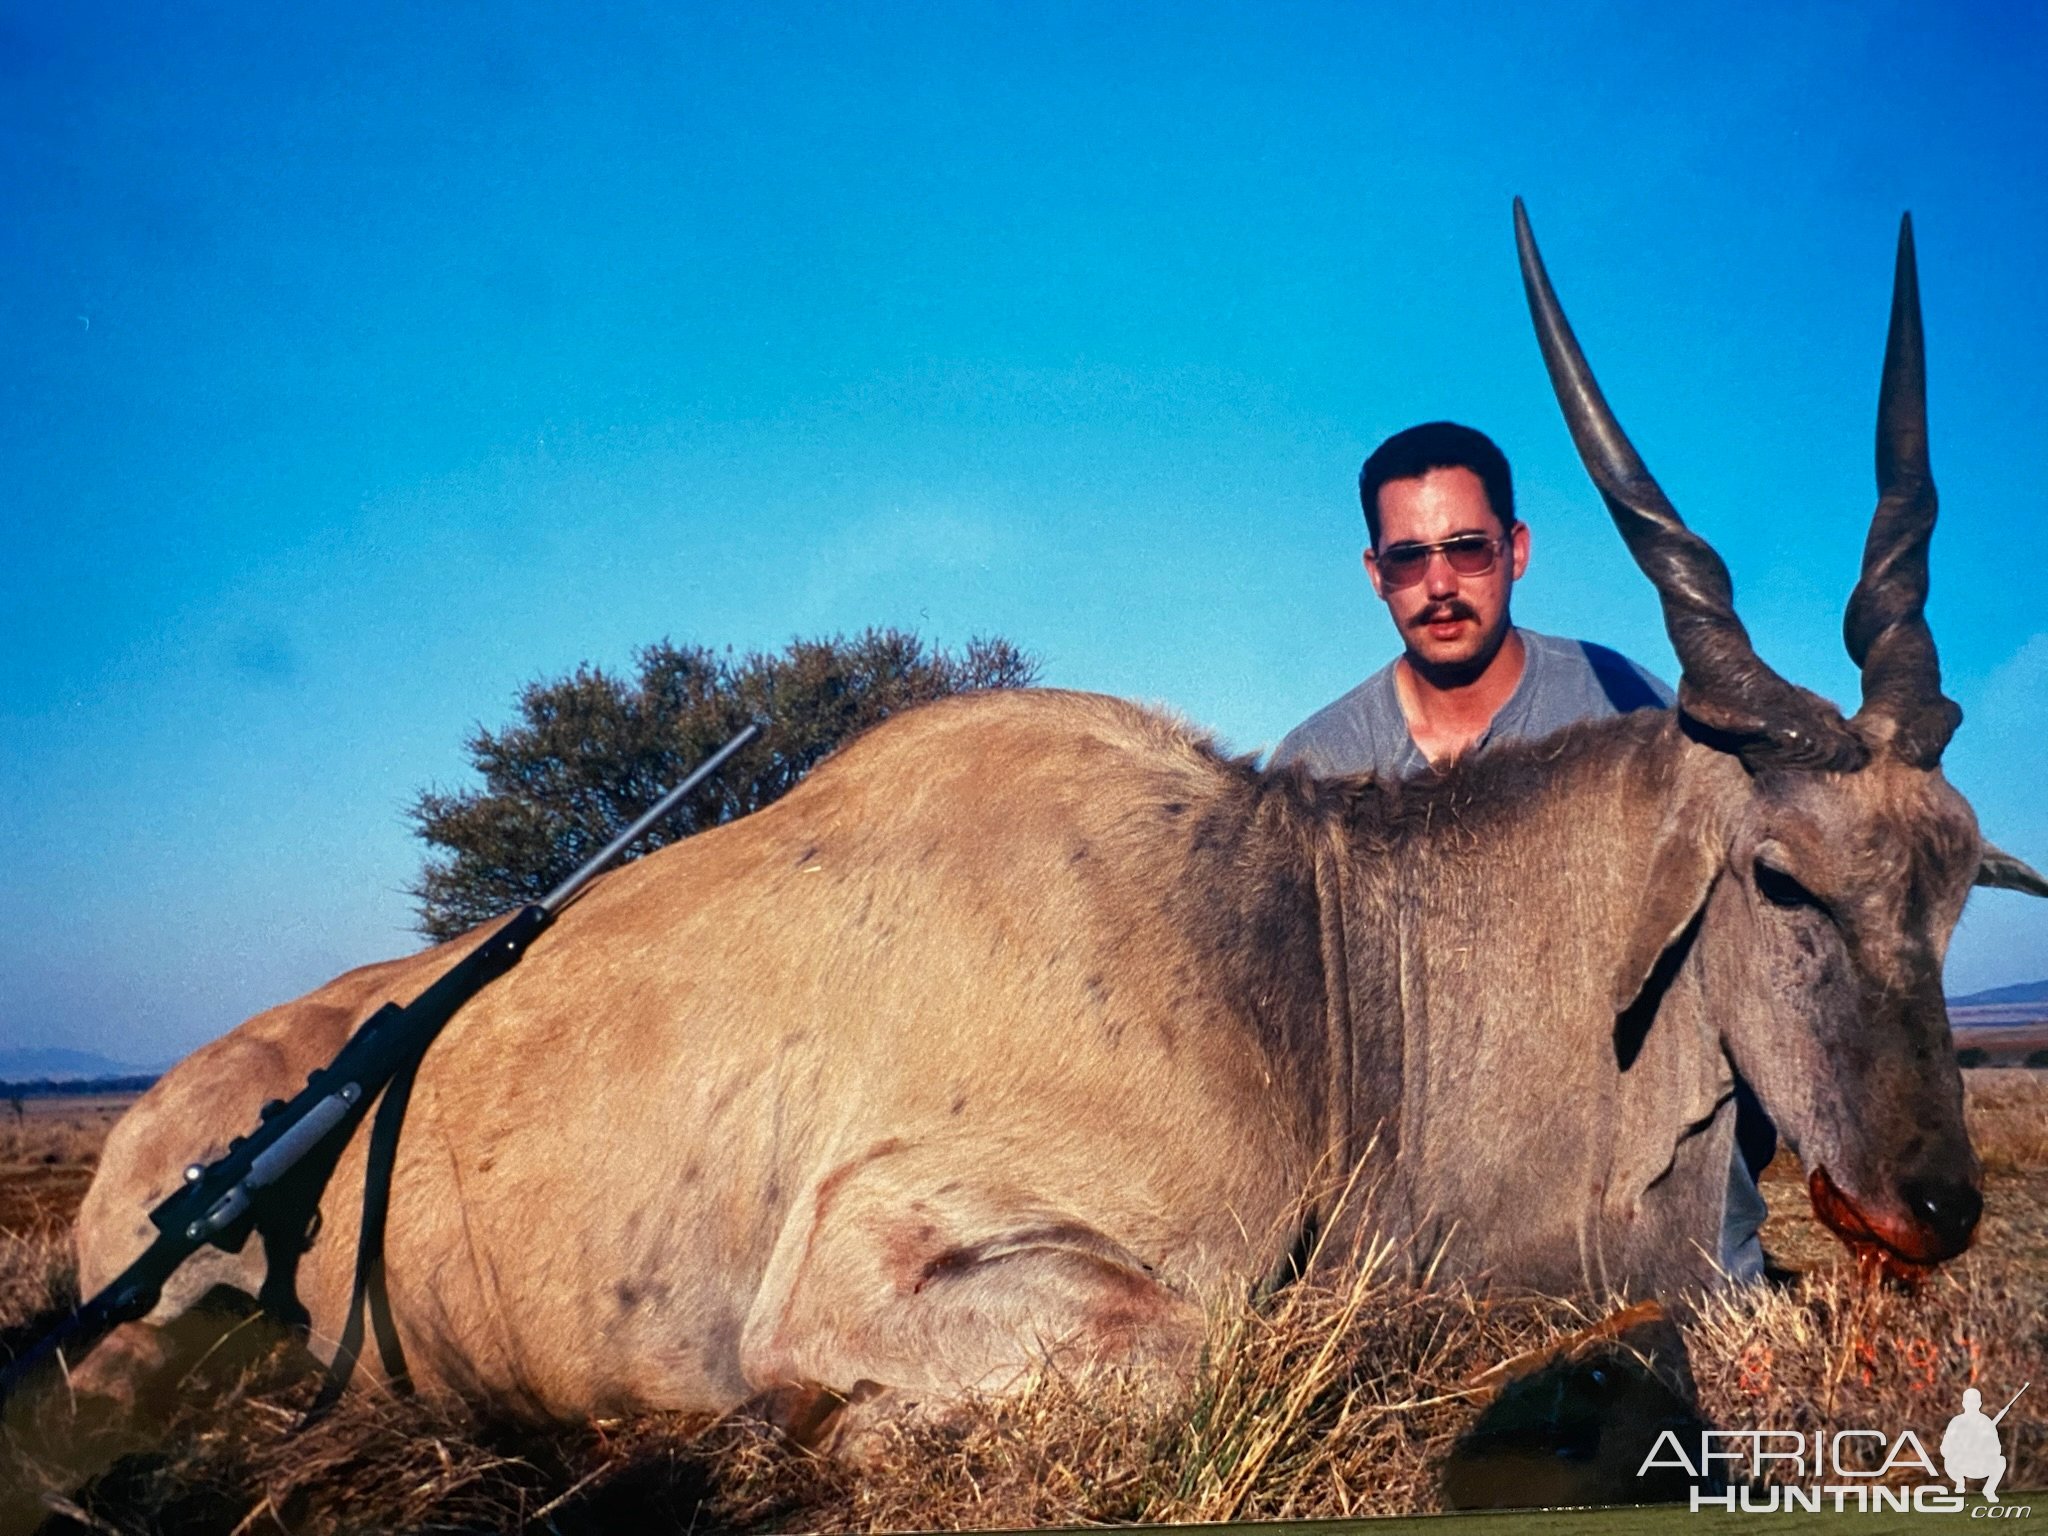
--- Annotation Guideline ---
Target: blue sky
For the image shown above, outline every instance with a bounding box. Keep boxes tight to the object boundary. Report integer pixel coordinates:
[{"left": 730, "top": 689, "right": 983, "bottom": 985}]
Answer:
[{"left": 3, "top": 2, "right": 2044, "bottom": 1064}]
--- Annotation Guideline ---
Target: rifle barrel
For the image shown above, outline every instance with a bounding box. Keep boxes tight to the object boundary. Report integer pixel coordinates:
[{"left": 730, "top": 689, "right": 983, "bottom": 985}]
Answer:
[
  {"left": 1992, "top": 1382, "right": 2029, "bottom": 1425},
  {"left": 541, "top": 723, "right": 759, "bottom": 914}
]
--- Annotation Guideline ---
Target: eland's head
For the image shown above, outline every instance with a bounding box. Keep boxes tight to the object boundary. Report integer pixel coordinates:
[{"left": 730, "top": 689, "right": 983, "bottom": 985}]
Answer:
[{"left": 1516, "top": 201, "right": 2048, "bottom": 1280}]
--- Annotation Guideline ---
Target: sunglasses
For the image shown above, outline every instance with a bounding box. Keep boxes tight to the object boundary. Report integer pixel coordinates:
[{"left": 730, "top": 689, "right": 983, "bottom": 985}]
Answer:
[{"left": 1372, "top": 532, "right": 1507, "bottom": 589}]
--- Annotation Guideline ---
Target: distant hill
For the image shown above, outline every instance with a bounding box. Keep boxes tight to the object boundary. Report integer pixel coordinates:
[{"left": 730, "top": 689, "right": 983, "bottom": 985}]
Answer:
[
  {"left": 0, "top": 1047, "right": 155, "bottom": 1082},
  {"left": 1949, "top": 979, "right": 2048, "bottom": 1065},
  {"left": 1950, "top": 980, "right": 2048, "bottom": 1008}
]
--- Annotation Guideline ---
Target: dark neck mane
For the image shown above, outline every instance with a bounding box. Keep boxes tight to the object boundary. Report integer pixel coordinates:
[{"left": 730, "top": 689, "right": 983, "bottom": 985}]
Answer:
[{"left": 1259, "top": 706, "right": 1690, "bottom": 1236}]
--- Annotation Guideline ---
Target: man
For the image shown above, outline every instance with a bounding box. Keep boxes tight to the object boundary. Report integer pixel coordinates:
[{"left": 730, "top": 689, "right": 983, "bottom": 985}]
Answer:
[
  {"left": 1941, "top": 1387, "right": 2010, "bottom": 1502},
  {"left": 1273, "top": 420, "right": 1769, "bottom": 1283},
  {"left": 1274, "top": 420, "right": 1668, "bottom": 777}
]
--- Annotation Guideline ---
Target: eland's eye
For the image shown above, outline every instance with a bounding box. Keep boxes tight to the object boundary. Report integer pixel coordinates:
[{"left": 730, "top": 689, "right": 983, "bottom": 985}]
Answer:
[{"left": 1754, "top": 859, "right": 1827, "bottom": 914}]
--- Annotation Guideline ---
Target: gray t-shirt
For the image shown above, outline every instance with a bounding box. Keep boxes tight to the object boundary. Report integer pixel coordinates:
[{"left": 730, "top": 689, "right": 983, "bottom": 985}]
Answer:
[{"left": 1271, "top": 627, "right": 1674, "bottom": 778}]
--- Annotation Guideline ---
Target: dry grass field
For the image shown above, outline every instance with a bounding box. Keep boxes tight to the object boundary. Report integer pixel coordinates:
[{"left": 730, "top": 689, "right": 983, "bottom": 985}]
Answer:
[{"left": 1, "top": 1076, "right": 2043, "bottom": 1533}]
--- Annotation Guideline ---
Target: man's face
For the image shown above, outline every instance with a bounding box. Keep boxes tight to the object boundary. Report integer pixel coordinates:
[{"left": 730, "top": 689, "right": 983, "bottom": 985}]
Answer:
[{"left": 1365, "top": 466, "right": 1530, "bottom": 675}]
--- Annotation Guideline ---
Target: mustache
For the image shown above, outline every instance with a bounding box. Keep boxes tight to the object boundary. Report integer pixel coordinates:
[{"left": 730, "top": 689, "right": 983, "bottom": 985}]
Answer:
[{"left": 1408, "top": 600, "right": 1479, "bottom": 628}]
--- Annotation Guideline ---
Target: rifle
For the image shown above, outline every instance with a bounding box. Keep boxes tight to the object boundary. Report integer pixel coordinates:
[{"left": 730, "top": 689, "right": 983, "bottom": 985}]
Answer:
[{"left": 0, "top": 725, "right": 759, "bottom": 1413}]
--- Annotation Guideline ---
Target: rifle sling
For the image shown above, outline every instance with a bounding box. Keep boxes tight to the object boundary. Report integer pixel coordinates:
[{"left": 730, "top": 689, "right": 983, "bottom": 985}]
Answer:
[
  {"left": 303, "top": 1051, "right": 424, "bottom": 1422},
  {"left": 294, "top": 911, "right": 554, "bottom": 1423}
]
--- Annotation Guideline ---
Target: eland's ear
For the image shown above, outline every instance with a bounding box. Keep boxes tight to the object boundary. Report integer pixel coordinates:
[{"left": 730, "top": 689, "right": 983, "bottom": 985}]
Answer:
[
  {"left": 1977, "top": 842, "right": 2048, "bottom": 898},
  {"left": 1612, "top": 829, "right": 1724, "bottom": 1030},
  {"left": 1607, "top": 825, "right": 1732, "bottom": 1218}
]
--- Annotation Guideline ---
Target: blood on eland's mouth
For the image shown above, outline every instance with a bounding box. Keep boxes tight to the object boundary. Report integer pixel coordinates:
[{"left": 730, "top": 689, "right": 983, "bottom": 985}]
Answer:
[{"left": 1806, "top": 1167, "right": 1962, "bottom": 1287}]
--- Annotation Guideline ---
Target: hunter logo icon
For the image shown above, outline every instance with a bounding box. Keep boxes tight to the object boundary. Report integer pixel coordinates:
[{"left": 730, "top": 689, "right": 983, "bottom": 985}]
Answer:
[{"left": 1942, "top": 1384, "right": 2025, "bottom": 1501}]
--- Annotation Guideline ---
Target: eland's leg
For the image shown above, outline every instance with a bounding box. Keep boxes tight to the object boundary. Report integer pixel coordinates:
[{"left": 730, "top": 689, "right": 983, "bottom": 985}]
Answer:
[{"left": 736, "top": 1151, "right": 1201, "bottom": 1450}]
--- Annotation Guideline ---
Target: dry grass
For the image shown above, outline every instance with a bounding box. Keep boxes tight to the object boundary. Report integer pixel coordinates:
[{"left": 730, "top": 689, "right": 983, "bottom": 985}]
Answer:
[
  {"left": 0, "top": 1231, "right": 73, "bottom": 1348},
  {"left": 1, "top": 1267, "right": 1602, "bottom": 1534},
  {"left": 0, "top": 1099, "right": 127, "bottom": 1252},
  {"left": 1969, "top": 1068, "right": 2048, "bottom": 1173},
  {"left": 1, "top": 1072, "right": 2043, "bottom": 1532},
  {"left": 1688, "top": 1261, "right": 2046, "bottom": 1485},
  {"left": 0, "top": 1099, "right": 130, "bottom": 1171}
]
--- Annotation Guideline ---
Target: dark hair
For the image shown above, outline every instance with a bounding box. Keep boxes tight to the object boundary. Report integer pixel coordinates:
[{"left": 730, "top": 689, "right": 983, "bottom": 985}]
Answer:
[{"left": 1358, "top": 421, "right": 1515, "bottom": 547}]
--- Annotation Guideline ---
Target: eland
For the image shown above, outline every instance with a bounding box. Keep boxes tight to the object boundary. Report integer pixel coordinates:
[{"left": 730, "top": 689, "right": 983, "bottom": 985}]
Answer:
[{"left": 68, "top": 204, "right": 2045, "bottom": 1447}]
